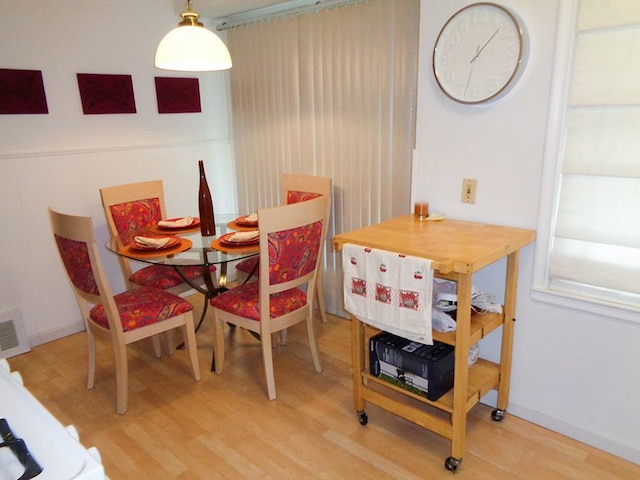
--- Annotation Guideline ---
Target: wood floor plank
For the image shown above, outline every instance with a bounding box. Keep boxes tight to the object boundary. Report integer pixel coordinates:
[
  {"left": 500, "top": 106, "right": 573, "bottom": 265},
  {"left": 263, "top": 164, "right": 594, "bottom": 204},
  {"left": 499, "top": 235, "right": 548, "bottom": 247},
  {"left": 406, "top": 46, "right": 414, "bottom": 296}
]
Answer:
[{"left": 7, "top": 294, "right": 640, "bottom": 479}]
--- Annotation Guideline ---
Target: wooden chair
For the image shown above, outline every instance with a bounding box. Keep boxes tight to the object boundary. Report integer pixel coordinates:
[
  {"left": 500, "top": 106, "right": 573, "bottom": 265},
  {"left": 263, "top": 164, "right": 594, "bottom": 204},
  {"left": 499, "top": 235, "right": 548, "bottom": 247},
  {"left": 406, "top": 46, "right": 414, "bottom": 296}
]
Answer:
[
  {"left": 49, "top": 208, "right": 200, "bottom": 414},
  {"left": 235, "top": 174, "right": 332, "bottom": 323},
  {"left": 100, "top": 180, "right": 216, "bottom": 296},
  {"left": 210, "top": 196, "right": 328, "bottom": 400}
]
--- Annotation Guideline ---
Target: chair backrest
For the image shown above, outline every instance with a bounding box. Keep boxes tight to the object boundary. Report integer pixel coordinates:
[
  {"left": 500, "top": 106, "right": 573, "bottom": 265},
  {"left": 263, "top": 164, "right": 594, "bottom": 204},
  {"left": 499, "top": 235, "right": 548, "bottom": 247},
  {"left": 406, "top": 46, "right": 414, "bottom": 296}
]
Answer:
[
  {"left": 100, "top": 180, "right": 167, "bottom": 245},
  {"left": 280, "top": 175, "right": 333, "bottom": 287},
  {"left": 257, "top": 196, "right": 329, "bottom": 316},
  {"left": 49, "top": 208, "right": 122, "bottom": 335}
]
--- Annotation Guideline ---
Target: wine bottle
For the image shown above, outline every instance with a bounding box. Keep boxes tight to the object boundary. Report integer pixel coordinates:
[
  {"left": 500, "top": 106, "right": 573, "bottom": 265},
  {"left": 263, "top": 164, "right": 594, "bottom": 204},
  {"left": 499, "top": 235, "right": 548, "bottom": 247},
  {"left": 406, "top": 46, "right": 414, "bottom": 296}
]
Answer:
[{"left": 198, "top": 160, "right": 216, "bottom": 236}]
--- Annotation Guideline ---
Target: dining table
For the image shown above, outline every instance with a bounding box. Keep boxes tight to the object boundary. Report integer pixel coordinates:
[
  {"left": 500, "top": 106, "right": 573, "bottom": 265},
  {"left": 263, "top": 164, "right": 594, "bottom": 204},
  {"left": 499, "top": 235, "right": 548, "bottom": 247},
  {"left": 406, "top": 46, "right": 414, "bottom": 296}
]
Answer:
[{"left": 105, "top": 213, "right": 260, "bottom": 370}]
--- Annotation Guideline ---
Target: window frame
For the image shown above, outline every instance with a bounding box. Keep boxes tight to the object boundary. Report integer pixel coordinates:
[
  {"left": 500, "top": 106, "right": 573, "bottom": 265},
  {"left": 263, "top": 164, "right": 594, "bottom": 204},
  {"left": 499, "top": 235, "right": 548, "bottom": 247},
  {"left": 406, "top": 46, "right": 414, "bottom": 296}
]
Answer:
[{"left": 532, "top": 0, "right": 640, "bottom": 324}]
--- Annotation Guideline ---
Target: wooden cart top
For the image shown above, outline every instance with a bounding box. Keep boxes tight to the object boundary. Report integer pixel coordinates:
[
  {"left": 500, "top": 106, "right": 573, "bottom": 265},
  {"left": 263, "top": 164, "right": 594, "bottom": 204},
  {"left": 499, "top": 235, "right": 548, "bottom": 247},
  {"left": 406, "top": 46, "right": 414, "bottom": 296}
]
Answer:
[{"left": 333, "top": 215, "right": 535, "bottom": 274}]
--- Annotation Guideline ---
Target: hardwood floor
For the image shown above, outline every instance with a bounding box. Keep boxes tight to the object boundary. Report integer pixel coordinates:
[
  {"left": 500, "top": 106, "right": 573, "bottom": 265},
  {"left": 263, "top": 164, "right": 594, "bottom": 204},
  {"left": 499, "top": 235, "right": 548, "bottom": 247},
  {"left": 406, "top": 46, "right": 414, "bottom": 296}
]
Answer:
[{"left": 8, "top": 295, "right": 640, "bottom": 479}]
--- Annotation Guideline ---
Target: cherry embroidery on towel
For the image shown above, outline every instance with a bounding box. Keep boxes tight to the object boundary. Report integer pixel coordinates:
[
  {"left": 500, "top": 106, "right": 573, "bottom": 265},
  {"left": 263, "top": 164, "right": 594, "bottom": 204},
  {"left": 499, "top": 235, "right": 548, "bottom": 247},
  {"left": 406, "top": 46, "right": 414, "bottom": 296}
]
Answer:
[
  {"left": 351, "top": 278, "right": 367, "bottom": 297},
  {"left": 400, "top": 290, "right": 421, "bottom": 311},
  {"left": 375, "top": 284, "right": 392, "bottom": 304}
]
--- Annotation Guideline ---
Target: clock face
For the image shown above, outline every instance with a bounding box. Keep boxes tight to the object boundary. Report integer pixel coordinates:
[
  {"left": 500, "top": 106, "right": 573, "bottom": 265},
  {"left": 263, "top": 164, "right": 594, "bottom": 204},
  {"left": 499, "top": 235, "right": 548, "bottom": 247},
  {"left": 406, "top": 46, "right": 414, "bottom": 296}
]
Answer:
[{"left": 433, "top": 3, "right": 524, "bottom": 104}]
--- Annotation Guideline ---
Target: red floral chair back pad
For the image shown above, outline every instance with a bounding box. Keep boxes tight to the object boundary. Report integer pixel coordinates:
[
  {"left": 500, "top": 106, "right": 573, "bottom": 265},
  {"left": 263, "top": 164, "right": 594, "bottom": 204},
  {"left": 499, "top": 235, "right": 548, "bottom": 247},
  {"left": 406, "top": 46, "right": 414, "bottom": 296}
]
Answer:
[
  {"left": 268, "top": 220, "right": 323, "bottom": 285},
  {"left": 286, "top": 191, "right": 321, "bottom": 205},
  {"left": 54, "top": 234, "right": 99, "bottom": 296},
  {"left": 109, "top": 197, "right": 162, "bottom": 244}
]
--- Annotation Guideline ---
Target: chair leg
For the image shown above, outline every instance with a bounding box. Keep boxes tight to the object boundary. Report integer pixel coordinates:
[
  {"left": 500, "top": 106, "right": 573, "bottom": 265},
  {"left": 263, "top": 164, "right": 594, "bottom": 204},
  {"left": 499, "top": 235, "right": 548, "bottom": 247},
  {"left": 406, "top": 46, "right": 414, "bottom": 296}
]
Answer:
[
  {"left": 212, "top": 312, "right": 226, "bottom": 375},
  {"left": 113, "top": 343, "right": 129, "bottom": 415},
  {"left": 181, "top": 320, "right": 200, "bottom": 381},
  {"left": 260, "top": 329, "right": 277, "bottom": 400},
  {"left": 151, "top": 335, "right": 162, "bottom": 358},
  {"left": 306, "top": 315, "right": 323, "bottom": 373},
  {"left": 316, "top": 276, "right": 328, "bottom": 323},
  {"left": 161, "top": 330, "right": 175, "bottom": 356},
  {"left": 86, "top": 329, "right": 96, "bottom": 390}
]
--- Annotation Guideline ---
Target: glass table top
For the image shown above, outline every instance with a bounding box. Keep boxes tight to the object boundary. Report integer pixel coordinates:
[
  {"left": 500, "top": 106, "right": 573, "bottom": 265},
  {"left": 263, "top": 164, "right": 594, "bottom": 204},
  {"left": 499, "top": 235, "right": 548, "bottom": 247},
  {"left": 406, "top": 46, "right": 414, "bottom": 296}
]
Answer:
[{"left": 105, "top": 213, "right": 259, "bottom": 267}]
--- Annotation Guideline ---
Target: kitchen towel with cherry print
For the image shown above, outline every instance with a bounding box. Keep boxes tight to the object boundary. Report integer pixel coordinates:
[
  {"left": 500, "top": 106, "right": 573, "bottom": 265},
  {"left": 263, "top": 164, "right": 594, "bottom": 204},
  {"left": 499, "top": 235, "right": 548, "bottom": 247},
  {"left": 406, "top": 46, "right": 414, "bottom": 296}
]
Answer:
[{"left": 342, "top": 244, "right": 433, "bottom": 344}]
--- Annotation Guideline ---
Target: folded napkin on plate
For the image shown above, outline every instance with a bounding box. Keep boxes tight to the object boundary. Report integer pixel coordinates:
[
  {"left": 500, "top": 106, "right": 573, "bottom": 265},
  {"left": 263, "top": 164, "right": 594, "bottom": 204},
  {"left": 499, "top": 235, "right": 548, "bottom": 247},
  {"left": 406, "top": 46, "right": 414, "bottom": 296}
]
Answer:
[
  {"left": 158, "top": 216, "right": 194, "bottom": 228},
  {"left": 228, "top": 230, "right": 259, "bottom": 243},
  {"left": 244, "top": 213, "right": 258, "bottom": 223},
  {"left": 134, "top": 236, "right": 171, "bottom": 248}
]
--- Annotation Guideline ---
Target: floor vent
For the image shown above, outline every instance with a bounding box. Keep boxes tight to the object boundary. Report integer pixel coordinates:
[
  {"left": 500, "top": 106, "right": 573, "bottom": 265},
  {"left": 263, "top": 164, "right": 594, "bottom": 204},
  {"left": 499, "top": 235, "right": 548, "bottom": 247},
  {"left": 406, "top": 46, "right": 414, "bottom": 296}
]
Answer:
[{"left": 0, "top": 308, "right": 30, "bottom": 359}]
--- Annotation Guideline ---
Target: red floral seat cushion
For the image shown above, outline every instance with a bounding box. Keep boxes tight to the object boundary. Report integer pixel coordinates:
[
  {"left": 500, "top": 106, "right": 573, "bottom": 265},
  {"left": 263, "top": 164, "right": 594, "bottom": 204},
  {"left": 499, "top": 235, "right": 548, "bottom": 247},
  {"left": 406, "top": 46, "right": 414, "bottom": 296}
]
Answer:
[
  {"left": 90, "top": 287, "right": 193, "bottom": 331},
  {"left": 235, "top": 256, "right": 259, "bottom": 275},
  {"left": 130, "top": 264, "right": 216, "bottom": 289},
  {"left": 210, "top": 282, "right": 307, "bottom": 321}
]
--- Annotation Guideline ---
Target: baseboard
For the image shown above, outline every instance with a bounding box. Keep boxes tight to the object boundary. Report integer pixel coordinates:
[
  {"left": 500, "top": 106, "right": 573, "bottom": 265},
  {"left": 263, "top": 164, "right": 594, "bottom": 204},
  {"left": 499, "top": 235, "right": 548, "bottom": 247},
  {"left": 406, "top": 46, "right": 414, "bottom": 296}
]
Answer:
[
  {"left": 28, "top": 323, "right": 85, "bottom": 349},
  {"left": 480, "top": 393, "right": 640, "bottom": 466}
]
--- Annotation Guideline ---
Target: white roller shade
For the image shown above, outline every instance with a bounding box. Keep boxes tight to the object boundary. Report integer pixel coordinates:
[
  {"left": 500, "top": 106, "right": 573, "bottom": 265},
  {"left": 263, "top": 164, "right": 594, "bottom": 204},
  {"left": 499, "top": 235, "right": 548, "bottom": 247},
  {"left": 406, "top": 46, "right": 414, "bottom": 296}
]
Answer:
[{"left": 549, "top": 0, "right": 640, "bottom": 307}]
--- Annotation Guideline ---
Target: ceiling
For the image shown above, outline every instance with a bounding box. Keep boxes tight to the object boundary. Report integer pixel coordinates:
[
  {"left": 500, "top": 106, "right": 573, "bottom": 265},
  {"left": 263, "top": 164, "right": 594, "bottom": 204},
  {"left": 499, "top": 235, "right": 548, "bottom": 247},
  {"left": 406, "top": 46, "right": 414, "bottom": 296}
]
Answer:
[{"left": 175, "top": 0, "right": 289, "bottom": 20}]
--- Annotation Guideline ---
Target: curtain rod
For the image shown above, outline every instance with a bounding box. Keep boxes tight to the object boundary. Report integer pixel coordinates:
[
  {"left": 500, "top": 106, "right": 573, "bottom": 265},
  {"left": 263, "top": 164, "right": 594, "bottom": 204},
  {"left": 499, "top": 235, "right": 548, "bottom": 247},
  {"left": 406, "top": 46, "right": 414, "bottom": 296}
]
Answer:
[{"left": 215, "top": 0, "right": 365, "bottom": 30}]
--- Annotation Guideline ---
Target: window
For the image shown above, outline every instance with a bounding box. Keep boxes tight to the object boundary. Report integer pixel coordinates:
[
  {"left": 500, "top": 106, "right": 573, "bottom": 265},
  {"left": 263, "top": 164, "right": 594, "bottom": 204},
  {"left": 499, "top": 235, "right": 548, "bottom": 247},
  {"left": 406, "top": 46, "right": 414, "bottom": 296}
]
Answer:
[{"left": 533, "top": 0, "right": 640, "bottom": 321}]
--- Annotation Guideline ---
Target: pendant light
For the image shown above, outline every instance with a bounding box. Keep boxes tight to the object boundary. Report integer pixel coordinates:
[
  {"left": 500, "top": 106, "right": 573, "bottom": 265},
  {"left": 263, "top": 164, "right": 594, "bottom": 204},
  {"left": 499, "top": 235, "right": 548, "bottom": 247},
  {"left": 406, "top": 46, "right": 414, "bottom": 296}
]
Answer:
[{"left": 155, "top": 0, "right": 232, "bottom": 72}]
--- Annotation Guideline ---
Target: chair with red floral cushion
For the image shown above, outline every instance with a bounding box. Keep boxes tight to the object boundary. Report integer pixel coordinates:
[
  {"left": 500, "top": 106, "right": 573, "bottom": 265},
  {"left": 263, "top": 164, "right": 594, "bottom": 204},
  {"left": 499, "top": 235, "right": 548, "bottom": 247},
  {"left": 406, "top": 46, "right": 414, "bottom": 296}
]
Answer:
[
  {"left": 100, "top": 180, "right": 216, "bottom": 295},
  {"left": 235, "top": 174, "right": 332, "bottom": 324},
  {"left": 211, "top": 195, "right": 328, "bottom": 400},
  {"left": 49, "top": 208, "right": 200, "bottom": 414}
]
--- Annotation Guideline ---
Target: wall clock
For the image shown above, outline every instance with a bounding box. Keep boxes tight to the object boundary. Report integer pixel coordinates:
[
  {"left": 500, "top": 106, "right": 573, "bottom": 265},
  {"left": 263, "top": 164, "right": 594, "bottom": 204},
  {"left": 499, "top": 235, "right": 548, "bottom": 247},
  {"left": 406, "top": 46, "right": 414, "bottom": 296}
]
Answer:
[{"left": 432, "top": 2, "right": 525, "bottom": 104}]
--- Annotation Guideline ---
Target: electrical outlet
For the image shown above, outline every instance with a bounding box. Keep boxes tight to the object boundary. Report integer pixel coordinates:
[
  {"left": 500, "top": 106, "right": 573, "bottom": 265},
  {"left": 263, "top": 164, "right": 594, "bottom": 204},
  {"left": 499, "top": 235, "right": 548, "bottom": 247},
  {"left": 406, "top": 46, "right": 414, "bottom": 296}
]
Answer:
[{"left": 462, "top": 178, "right": 477, "bottom": 204}]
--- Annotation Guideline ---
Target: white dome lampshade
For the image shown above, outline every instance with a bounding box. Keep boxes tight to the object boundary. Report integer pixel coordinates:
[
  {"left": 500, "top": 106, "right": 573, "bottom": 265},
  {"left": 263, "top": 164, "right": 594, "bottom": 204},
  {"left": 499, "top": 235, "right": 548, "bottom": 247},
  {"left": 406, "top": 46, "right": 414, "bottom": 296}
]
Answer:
[{"left": 155, "top": 0, "right": 232, "bottom": 72}]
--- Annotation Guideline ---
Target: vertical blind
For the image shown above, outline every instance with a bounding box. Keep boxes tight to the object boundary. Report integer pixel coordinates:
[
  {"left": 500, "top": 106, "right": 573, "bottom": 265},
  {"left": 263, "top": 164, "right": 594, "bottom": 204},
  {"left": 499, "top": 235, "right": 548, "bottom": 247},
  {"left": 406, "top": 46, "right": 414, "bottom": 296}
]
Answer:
[
  {"left": 227, "top": 0, "right": 420, "bottom": 315},
  {"left": 549, "top": 0, "right": 640, "bottom": 309}
]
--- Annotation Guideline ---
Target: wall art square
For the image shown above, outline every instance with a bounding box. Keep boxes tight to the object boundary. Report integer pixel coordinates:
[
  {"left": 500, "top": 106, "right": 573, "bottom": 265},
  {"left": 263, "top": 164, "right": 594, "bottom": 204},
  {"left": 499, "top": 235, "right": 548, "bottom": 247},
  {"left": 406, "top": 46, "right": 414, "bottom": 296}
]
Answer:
[
  {"left": 0, "top": 68, "right": 49, "bottom": 114},
  {"left": 155, "top": 77, "right": 201, "bottom": 114},
  {"left": 77, "top": 73, "right": 136, "bottom": 114}
]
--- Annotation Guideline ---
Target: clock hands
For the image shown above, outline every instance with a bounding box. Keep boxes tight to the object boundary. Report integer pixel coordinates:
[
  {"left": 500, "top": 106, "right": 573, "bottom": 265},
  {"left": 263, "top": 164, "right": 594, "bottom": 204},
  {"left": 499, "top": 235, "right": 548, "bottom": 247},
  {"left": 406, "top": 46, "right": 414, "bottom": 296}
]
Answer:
[
  {"left": 464, "top": 45, "right": 480, "bottom": 96},
  {"left": 469, "top": 28, "right": 500, "bottom": 64},
  {"left": 464, "top": 28, "right": 500, "bottom": 97}
]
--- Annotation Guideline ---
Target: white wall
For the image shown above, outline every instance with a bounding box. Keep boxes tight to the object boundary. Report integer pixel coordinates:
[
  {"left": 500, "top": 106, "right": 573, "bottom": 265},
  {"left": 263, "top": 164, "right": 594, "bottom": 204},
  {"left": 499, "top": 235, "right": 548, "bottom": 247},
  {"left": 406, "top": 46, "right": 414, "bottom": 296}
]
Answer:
[
  {"left": 0, "top": 0, "right": 237, "bottom": 345},
  {"left": 415, "top": 0, "right": 640, "bottom": 464}
]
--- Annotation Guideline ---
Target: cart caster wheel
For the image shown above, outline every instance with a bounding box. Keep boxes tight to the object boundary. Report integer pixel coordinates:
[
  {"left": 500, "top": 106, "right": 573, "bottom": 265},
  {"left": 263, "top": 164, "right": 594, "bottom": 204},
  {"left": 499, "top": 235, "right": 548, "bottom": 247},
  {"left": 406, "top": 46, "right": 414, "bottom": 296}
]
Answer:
[
  {"left": 358, "top": 411, "right": 368, "bottom": 426},
  {"left": 491, "top": 409, "right": 505, "bottom": 421},
  {"left": 444, "top": 456, "right": 461, "bottom": 472}
]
